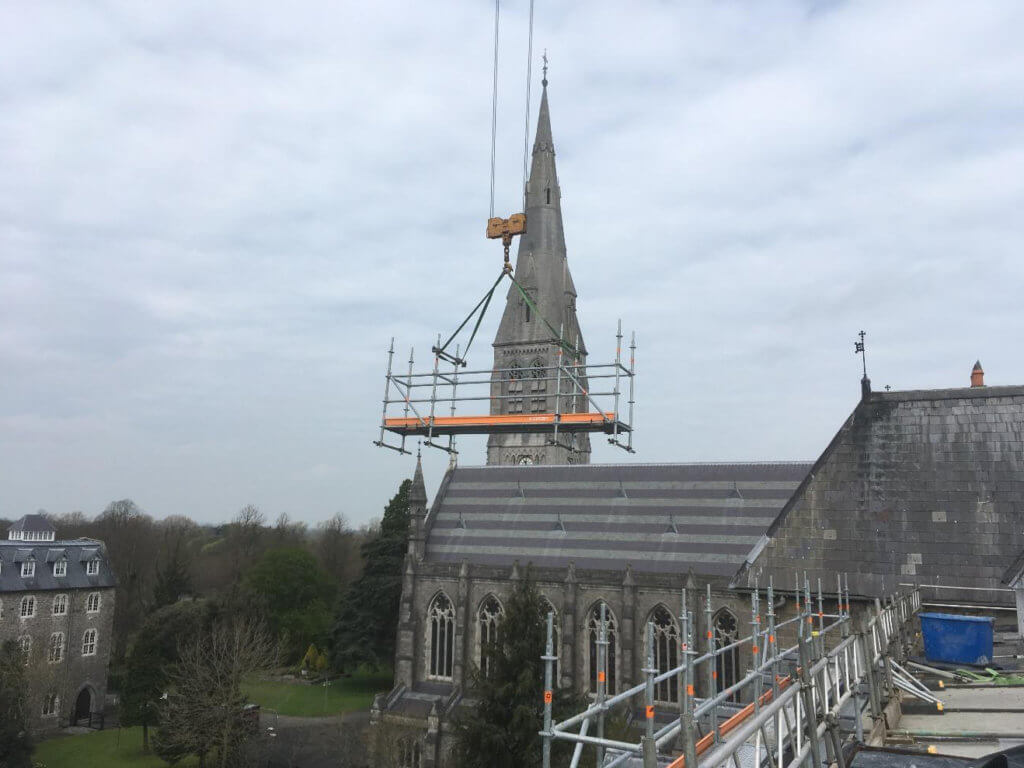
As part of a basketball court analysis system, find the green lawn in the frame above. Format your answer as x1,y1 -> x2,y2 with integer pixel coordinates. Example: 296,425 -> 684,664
243,667 -> 393,717
35,727 -> 199,768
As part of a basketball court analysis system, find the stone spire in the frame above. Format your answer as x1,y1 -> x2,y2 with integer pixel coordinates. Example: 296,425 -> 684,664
487,74 -> 590,466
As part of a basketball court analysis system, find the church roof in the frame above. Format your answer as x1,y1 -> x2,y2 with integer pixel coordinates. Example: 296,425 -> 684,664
735,384 -> 1024,602
423,462 -> 812,576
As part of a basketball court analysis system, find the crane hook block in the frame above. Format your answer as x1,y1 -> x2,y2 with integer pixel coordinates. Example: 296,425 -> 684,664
486,213 -> 527,241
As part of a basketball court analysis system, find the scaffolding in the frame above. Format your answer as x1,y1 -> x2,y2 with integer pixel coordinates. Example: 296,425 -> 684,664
539,576 -> 928,768
374,266 -> 636,457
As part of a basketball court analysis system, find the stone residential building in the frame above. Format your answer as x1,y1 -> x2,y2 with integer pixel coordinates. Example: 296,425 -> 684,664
1,514 -> 117,731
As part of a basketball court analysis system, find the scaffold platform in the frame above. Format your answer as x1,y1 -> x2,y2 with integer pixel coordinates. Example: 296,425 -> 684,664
383,411 -> 630,437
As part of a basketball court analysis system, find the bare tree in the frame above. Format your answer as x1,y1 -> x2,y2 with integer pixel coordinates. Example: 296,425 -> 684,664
316,513 -> 360,587
156,618 -> 279,768
227,505 -> 266,580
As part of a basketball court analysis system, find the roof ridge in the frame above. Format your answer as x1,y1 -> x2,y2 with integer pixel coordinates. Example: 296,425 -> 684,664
455,460 -> 815,470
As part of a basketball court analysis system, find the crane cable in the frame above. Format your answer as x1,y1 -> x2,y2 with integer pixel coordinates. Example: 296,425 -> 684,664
488,0 -> 500,219
522,0 -> 535,212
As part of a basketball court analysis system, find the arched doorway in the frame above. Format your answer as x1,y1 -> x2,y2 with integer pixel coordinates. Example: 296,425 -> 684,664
74,687 -> 92,724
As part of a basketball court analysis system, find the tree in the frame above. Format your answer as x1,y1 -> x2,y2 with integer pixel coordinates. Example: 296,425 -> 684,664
316,512 -> 360,587
153,534 -> 194,609
120,600 -> 216,753
0,640 -> 34,768
244,548 -> 335,659
329,478 -> 411,672
155,618 -> 279,768
94,498 -> 160,660
452,574 -> 577,768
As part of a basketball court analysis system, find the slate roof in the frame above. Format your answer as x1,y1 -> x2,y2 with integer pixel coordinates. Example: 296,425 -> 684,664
735,385 -> 1024,603
7,513 -> 55,534
423,462 -> 812,577
0,539 -> 116,592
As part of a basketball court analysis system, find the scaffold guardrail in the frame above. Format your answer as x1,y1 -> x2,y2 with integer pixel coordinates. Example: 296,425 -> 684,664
539,575 -> 926,768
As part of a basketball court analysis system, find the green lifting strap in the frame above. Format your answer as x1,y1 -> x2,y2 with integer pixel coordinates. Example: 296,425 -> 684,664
509,274 -> 581,359
433,270 -> 506,365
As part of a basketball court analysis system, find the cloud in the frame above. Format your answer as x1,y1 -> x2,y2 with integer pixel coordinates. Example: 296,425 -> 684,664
1,0 -> 1022,524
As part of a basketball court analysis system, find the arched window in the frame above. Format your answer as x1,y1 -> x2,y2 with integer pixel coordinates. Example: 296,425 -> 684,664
52,594 -> 68,615
650,606 -> 679,704
529,359 -> 547,413
540,597 -> 560,683
48,632 -> 64,663
427,593 -> 455,680
20,596 -> 35,618
507,361 -> 524,414
477,596 -> 504,678
713,609 -> 740,702
82,628 -> 97,657
587,602 -> 618,695
398,736 -> 422,768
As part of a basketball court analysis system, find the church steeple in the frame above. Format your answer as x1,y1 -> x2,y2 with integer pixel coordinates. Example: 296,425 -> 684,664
488,74 -> 590,466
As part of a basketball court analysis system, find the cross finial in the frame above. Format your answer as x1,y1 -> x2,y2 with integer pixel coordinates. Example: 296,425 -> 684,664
542,50 -> 548,87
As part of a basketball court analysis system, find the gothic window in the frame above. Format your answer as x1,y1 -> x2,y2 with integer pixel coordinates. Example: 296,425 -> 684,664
651,606 -> 680,704
48,632 -> 64,663
507,361 -> 524,414
477,596 -> 504,678
587,602 -> 617,695
86,592 -> 101,612
530,359 -> 547,412
20,596 -> 35,618
398,737 -> 422,768
52,594 -> 68,615
540,597 -> 560,683
713,609 -> 740,702
427,593 -> 455,680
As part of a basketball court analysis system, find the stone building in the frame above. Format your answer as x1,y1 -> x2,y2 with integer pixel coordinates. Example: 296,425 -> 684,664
736,365 -> 1024,606
487,75 -> 589,467
0,514 -> 117,731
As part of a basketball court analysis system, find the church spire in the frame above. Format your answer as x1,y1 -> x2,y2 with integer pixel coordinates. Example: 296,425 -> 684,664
409,449 -> 427,505
488,72 -> 590,466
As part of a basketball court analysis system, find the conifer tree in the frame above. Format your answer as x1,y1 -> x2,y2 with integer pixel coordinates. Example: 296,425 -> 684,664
452,573 -> 576,768
0,640 -> 34,768
329,478 -> 411,671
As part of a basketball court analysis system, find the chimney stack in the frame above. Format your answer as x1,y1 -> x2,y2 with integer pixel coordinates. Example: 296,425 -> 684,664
970,360 -> 985,388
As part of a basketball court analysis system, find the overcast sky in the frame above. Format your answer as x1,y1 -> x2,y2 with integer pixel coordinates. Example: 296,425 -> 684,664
2,1 -> 1022,527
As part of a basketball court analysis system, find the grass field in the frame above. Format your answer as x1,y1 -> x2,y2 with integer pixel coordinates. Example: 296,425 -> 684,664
243,667 -> 393,717
35,727 -> 199,768
35,669 -> 392,767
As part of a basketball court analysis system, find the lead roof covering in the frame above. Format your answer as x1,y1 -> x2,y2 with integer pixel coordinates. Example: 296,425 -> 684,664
424,463 -> 812,576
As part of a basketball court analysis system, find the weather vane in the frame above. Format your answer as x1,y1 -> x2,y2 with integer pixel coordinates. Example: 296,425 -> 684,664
542,50 -> 548,87
854,330 -> 867,378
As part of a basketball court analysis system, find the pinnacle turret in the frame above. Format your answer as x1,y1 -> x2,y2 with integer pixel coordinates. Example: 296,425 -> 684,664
409,452 -> 427,505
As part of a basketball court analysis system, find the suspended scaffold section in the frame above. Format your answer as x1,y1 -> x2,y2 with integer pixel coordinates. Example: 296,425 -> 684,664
373,261 -> 636,457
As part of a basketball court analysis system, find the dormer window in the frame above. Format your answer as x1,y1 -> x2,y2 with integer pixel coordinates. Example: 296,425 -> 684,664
53,559 -> 67,577
86,559 -> 100,576
21,561 -> 35,578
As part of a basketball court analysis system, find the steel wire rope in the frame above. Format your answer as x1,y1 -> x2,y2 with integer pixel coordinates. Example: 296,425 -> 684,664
489,0 -> 500,219
522,0 -> 535,211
